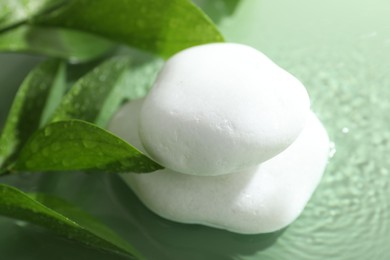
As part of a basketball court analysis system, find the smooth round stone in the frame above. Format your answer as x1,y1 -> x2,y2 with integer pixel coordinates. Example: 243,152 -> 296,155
108,99 -> 146,153
139,43 -> 310,176
109,102 -> 329,234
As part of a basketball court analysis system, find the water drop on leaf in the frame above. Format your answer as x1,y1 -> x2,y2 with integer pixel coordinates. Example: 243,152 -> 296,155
30,142 -> 39,153
82,140 -> 97,149
14,220 -> 28,227
62,158 -> 72,167
42,147 -> 51,157
25,160 -> 36,168
135,19 -> 144,28
44,127 -> 52,137
50,143 -> 61,152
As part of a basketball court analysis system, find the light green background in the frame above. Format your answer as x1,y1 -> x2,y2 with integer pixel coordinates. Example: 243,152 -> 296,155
1,0 -> 390,259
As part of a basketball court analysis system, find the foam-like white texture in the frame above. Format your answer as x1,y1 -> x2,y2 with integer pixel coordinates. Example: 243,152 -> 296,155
109,101 -> 329,234
139,43 -> 310,176
108,99 -> 146,153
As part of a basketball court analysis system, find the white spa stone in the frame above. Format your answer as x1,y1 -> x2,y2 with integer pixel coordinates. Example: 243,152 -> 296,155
108,99 -> 146,153
139,43 -> 310,176
109,100 -> 329,234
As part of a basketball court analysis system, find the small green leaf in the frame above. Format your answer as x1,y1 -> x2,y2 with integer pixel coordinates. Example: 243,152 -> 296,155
0,0 -> 66,31
51,56 -> 131,127
0,25 -> 114,63
12,120 -> 162,173
51,54 -> 163,127
36,0 -> 224,58
0,59 -> 66,170
0,184 -> 143,259
194,0 -> 241,24
117,52 -> 164,101
39,59 -> 66,127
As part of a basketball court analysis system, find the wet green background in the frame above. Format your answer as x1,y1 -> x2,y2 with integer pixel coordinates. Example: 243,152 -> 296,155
1,0 -> 390,259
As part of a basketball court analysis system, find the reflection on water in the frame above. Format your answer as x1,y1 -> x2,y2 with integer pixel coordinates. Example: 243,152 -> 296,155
213,0 -> 390,258
258,46 -> 390,259
108,175 -> 285,260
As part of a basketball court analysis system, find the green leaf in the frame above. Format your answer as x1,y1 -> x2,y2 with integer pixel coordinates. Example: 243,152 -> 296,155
116,51 -> 164,101
0,0 -> 66,31
0,184 -> 143,259
0,25 -> 114,63
0,59 -> 66,171
39,59 -> 67,127
51,54 -> 163,127
11,120 -> 163,173
194,0 -> 241,24
36,0 -> 224,58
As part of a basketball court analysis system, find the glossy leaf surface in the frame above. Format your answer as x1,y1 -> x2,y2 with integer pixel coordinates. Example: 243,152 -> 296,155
38,0 -> 223,58
12,120 -> 162,173
0,184 -> 143,259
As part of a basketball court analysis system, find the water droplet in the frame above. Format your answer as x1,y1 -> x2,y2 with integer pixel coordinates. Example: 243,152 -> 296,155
140,6 -> 148,14
328,142 -> 336,158
168,19 -> 179,28
73,103 -> 81,110
82,140 -> 97,149
379,167 -> 389,176
195,24 -> 204,32
44,127 -> 52,137
14,220 -> 28,227
96,163 -> 106,170
65,20 -> 75,27
99,74 -> 107,81
51,143 -> 61,152
30,142 -> 39,153
52,157 -> 60,164
136,19 -> 146,28
26,160 -> 37,168
62,158 -> 72,167
42,147 -> 51,157
120,160 -> 134,169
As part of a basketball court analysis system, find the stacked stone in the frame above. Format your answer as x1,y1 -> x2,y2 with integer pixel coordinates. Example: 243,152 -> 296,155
109,43 -> 329,234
